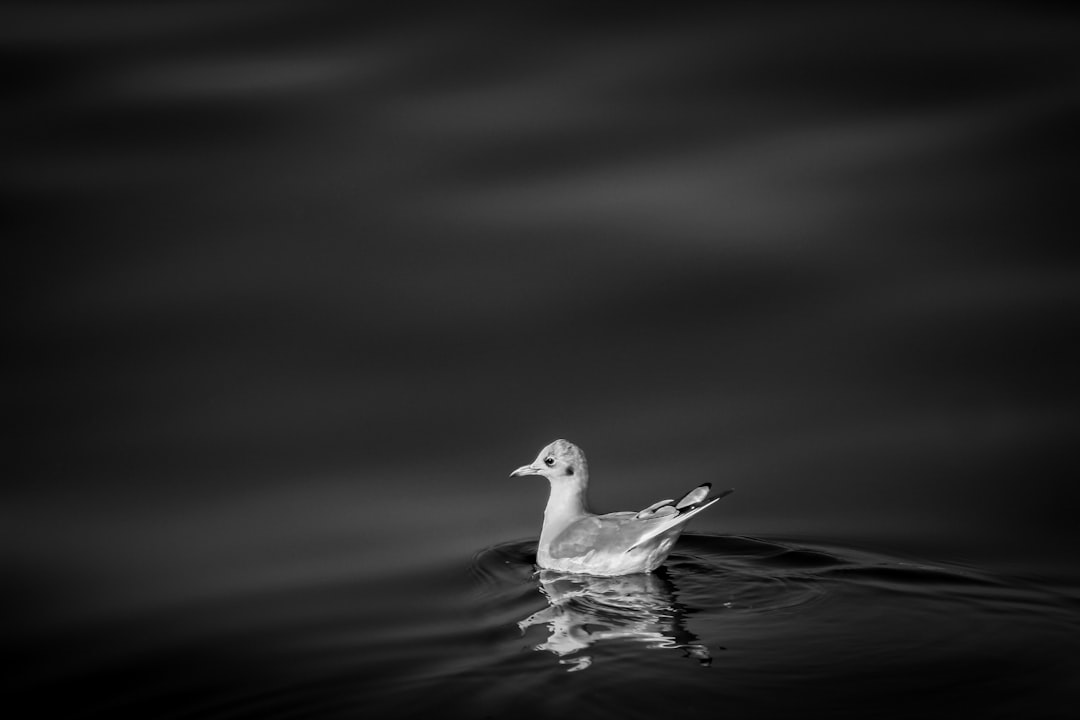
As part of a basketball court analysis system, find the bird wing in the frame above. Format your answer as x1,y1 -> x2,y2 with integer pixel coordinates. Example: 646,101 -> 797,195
547,486 -> 733,559
546,513 -> 640,560
625,486 -> 733,552
635,498 -> 676,518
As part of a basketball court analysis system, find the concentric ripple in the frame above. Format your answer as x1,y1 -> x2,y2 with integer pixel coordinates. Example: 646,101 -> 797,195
9,535 -> 1079,720
469,532 -> 1080,720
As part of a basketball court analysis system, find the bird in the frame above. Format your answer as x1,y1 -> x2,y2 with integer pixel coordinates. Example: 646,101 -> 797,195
509,439 -> 732,576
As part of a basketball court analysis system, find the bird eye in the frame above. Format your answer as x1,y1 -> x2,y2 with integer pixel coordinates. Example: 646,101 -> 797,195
543,456 -> 555,466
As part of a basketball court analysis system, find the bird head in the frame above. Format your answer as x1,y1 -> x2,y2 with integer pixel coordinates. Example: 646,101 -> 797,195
510,439 -> 588,482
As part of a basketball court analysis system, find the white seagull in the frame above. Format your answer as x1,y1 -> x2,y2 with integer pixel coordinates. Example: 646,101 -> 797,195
510,439 -> 731,576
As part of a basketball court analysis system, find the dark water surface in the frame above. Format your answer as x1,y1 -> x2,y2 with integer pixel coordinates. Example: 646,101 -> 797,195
6,2 -> 1080,718
7,528 -> 1080,718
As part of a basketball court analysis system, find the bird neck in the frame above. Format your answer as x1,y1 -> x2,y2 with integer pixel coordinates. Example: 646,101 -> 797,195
540,475 -> 590,546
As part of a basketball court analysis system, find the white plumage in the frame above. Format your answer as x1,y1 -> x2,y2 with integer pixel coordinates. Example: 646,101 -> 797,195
510,439 -> 731,576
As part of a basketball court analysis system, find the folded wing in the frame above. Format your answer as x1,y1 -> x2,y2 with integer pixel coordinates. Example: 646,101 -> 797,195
627,484 -> 734,552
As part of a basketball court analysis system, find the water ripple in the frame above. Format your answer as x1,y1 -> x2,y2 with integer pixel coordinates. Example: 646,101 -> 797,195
470,531 -> 1080,703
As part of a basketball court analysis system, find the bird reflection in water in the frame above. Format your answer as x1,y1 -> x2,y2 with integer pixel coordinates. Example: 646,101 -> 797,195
518,569 -> 712,671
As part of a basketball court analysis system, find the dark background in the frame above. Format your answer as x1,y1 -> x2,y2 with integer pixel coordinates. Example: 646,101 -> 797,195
5,2 -> 1079,622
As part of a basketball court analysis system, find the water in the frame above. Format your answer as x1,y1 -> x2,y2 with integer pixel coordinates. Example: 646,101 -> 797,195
6,3 -> 1080,718
8,527 -> 1078,718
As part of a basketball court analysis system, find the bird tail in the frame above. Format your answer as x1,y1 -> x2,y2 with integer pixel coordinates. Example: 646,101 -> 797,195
626,485 -> 733,552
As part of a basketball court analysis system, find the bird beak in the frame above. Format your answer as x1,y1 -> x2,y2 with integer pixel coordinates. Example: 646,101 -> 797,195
509,464 -> 540,477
